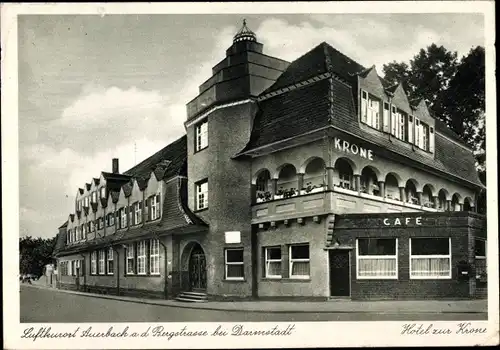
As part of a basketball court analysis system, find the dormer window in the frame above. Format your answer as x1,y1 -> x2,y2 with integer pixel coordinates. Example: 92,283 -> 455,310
195,120 -> 208,152
360,90 -> 380,129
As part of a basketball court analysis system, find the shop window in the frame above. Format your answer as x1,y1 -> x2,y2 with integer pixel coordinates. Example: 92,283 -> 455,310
410,238 -> 451,279
91,251 -> 97,275
196,180 -> 209,210
150,239 -> 160,275
289,244 -> 310,279
225,248 -> 244,280
98,250 -> 106,275
107,247 -> 114,275
195,119 -> 208,152
475,239 -> 486,279
126,243 -> 135,275
264,247 -> 282,278
137,241 -> 147,275
357,238 -> 397,279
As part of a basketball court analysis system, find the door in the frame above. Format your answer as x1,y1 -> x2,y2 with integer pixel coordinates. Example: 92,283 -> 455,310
189,244 -> 207,290
329,250 -> 350,297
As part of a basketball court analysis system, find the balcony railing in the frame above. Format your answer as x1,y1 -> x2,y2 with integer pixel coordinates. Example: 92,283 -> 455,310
252,185 -> 443,223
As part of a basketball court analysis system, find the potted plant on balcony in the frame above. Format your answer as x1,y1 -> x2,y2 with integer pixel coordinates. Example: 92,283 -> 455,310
275,188 -> 284,200
283,188 -> 297,198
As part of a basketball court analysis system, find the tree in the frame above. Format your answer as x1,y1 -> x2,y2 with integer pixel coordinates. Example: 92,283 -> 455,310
382,45 -> 485,167
19,236 -> 57,277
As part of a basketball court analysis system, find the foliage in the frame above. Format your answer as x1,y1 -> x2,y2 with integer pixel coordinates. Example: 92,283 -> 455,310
382,45 -> 484,152
19,236 -> 57,277
382,45 -> 486,210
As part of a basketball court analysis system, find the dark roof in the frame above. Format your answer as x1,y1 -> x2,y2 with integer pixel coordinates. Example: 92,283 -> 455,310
85,183 -> 91,191
100,198 -> 107,207
78,188 -> 84,194
385,83 -> 399,94
53,233 -> 67,256
58,221 -> 68,229
124,135 -> 187,179
91,202 -> 98,212
93,178 -> 100,186
241,61 -> 481,187
122,182 -> 132,197
136,177 -> 148,191
110,190 -> 120,203
263,42 -> 365,95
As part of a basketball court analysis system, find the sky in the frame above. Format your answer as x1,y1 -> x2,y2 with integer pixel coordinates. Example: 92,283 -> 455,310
17,12 -> 485,239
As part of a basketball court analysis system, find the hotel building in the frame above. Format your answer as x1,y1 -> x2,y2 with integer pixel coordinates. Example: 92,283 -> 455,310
53,22 -> 487,300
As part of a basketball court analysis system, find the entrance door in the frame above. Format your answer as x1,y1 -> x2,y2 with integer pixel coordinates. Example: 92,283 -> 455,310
329,250 -> 350,297
189,244 -> 207,291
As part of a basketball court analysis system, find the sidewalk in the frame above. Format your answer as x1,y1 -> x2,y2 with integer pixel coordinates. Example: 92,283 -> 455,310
24,282 -> 487,314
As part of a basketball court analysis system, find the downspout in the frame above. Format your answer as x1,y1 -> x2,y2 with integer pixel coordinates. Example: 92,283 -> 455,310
79,253 -> 86,291
158,238 -> 168,299
114,245 -> 121,296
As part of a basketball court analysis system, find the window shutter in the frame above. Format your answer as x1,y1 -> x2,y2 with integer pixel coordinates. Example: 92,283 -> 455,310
360,90 -> 367,123
414,118 -> 420,147
383,103 -> 390,132
408,115 -> 414,143
145,199 -> 149,221
156,194 -> 161,219
429,126 -> 435,152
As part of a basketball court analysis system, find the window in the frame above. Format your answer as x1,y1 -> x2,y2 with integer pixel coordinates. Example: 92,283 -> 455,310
289,244 -> 310,278
225,248 -> 244,280
126,244 -> 135,274
360,90 -> 380,129
196,180 -> 208,210
475,239 -> 486,278
82,224 -> 87,238
399,113 -> 407,141
128,205 -> 134,226
421,123 -> 430,151
415,118 -> 421,147
391,106 -> 398,136
410,238 -> 451,279
134,201 -> 142,225
91,251 -> 97,274
150,195 -> 160,220
137,241 -> 147,275
150,239 -> 160,275
429,127 -> 435,152
357,238 -> 398,279
90,220 -> 95,232
195,120 -> 208,151
100,187 -> 106,198
98,250 -> 106,274
383,102 -> 390,132
120,208 -> 127,229
264,247 -> 282,278
106,213 -> 115,227
91,191 -> 97,203
71,260 -> 75,276
84,197 -> 89,207
75,259 -> 81,276
107,247 -> 114,275
408,115 -> 414,143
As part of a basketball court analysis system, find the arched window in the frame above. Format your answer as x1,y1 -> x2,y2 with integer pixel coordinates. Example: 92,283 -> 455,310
303,158 -> 326,194
276,164 -> 298,198
385,173 -> 401,200
360,166 -> 380,196
451,193 -> 462,211
255,170 -> 272,203
405,180 -> 419,204
463,197 -> 473,212
422,185 -> 434,208
438,189 -> 448,211
335,158 -> 354,190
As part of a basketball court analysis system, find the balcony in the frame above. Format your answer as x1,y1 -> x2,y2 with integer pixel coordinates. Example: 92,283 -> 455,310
251,186 -> 442,224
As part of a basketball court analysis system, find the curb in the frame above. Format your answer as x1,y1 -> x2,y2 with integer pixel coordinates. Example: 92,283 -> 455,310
21,284 -> 487,315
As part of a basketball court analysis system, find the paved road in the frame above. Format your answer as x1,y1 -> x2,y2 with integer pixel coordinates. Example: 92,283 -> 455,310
20,286 -> 486,323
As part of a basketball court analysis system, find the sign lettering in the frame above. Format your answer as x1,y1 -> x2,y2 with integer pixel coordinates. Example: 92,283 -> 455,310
334,137 -> 373,160
383,217 -> 422,226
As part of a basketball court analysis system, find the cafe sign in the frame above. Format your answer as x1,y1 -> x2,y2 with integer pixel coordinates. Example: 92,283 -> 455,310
383,216 -> 422,226
334,137 -> 374,160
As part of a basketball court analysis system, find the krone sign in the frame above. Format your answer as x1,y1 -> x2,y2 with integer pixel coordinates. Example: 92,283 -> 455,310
334,137 -> 374,160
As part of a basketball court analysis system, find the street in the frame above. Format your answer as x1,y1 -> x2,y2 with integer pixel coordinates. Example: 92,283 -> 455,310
20,286 -> 486,322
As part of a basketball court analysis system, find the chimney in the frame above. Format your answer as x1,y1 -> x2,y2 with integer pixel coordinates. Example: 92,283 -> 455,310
112,158 -> 119,174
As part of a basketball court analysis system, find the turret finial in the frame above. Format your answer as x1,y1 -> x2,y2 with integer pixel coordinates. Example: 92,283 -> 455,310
233,19 -> 257,43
